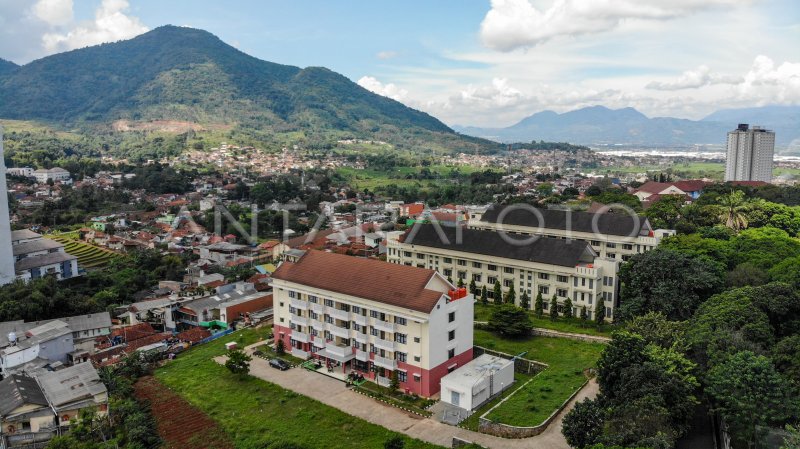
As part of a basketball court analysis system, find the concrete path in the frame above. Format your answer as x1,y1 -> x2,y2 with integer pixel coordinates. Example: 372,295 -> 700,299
214,343 -> 598,449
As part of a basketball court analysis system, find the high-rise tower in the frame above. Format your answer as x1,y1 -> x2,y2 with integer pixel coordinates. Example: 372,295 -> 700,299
724,124 -> 775,182
0,126 -> 17,284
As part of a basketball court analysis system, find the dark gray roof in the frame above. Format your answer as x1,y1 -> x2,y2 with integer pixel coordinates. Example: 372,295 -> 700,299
15,251 -> 77,272
479,205 -> 650,237
38,363 -> 107,410
403,225 -> 595,267
0,375 -> 48,416
10,229 -> 42,242
13,238 -> 63,256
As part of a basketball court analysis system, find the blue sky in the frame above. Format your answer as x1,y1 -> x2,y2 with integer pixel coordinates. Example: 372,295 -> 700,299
1,0 -> 799,127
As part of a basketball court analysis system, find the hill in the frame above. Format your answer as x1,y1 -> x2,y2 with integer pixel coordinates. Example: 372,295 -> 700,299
456,105 -> 800,148
0,26 -> 495,153
0,58 -> 17,77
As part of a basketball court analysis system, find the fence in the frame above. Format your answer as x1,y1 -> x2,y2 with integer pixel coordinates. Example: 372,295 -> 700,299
197,328 -> 234,345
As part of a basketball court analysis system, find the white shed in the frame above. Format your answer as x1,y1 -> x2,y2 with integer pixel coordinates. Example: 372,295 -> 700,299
439,354 -> 514,411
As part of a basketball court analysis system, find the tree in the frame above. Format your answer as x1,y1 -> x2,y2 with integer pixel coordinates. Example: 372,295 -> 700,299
718,190 -> 749,232
595,305 -> 606,328
534,292 -> 544,318
493,281 -> 502,305
563,297 -> 573,319
626,312 -> 688,351
617,249 -> 724,321
580,305 -> 588,327
644,194 -> 685,229
480,285 -> 488,305
384,436 -> 405,449
706,351 -> 797,447
550,295 -> 559,321
276,339 -> 286,355
469,278 -> 478,295
225,348 -> 252,377
457,277 -> 464,288
488,304 -> 533,337
389,370 -> 400,391
520,291 -> 530,310
504,284 -> 516,305
781,424 -> 800,449
562,398 -> 605,449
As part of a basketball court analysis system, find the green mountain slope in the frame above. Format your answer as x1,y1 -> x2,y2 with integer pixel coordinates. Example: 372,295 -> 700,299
0,26 -> 492,152
0,58 -> 17,77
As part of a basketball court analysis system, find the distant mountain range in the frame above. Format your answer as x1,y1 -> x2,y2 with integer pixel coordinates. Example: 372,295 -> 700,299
0,26 -> 495,153
455,105 -> 800,149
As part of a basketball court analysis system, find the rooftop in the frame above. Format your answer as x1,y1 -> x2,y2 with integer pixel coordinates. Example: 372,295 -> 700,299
12,237 -> 64,256
402,225 -> 596,267
37,362 -> 107,409
440,354 -> 513,391
10,229 -> 42,241
0,374 -> 48,416
272,250 -> 445,313
15,251 -> 77,272
478,205 -> 651,237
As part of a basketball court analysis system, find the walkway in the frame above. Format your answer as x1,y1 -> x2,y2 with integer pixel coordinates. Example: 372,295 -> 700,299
214,342 -> 599,449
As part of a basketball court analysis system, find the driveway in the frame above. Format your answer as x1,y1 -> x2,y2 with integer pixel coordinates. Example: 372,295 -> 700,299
215,344 -> 598,449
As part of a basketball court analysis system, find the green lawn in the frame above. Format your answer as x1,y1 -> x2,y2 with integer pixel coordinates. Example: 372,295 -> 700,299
474,303 -> 614,337
155,327 -> 442,449
469,329 -> 604,428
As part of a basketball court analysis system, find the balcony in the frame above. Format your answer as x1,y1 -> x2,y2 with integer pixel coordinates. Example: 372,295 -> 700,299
355,333 -> 368,344
290,298 -> 308,310
329,325 -> 351,339
290,314 -> 309,327
310,302 -> 325,314
373,356 -> 397,370
291,330 -> 309,343
312,337 -> 326,349
355,348 -> 370,362
291,347 -> 309,359
328,307 -> 350,321
353,314 -> 367,326
373,320 -> 396,333
376,375 -> 392,387
326,343 -> 354,359
310,319 -> 325,330
374,337 -> 396,352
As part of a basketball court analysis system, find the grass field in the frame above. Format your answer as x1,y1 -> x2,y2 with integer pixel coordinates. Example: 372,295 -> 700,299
47,233 -> 124,268
474,303 -> 614,337
155,327 -> 443,449
336,164 -> 495,191
463,330 -> 604,429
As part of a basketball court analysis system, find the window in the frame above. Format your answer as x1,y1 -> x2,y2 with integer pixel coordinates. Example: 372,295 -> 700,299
606,242 -> 616,248
487,264 -> 497,271
324,299 -> 334,307
398,371 -> 407,382
395,333 -> 407,344
588,294 -> 593,305
404,251 -> 412,257
557,288 -> 568,297
448,330 -> 455,341
370,310 -> 379,318
472,274 -> 482,283
457,259 -> 466,266
538,286 -> 549,294
606,307 -> 613,318
557,275 -> 568,283
370,327 -> 379,336
353,323 -> 361,332
444,268 -> 453,277
288,291 -> 297,299
308,295 -> 318,303
538,273 -> 549,280
591,240 -> 600,246
542,302 -> 548,310
503,279 -> 513,287
396,352 -> 407,363
622,244 -> 633,250
589,279 -> 594,289
448,311 -> 455,323
487,276 -> 497,285
573,277 -> 578,287
395,317 -> 406,326
325,316 -> 334,324
608,253 -> 616,259
417,253 -> 425,259
352,305 -> 361,314
289,306 -> 296,314
448,348 -> 455,359
503,267 -> 514,274
414,336 -> 420,343
457,271 -> 466,280
414,356 -> 421,362
443,257 -> 453,263
472,261 -> 482,268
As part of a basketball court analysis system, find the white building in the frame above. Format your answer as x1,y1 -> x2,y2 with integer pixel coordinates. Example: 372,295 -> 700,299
724,124 -> 775,182
6,167 -> 34,178
272,250 -> 474,397
0,128 -> 16,285
440,354 -> 515,411
12,230 -> 79,281
33,168 -> 72,184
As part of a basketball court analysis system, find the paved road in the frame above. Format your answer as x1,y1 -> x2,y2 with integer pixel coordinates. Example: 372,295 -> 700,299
215,345 -> 598,449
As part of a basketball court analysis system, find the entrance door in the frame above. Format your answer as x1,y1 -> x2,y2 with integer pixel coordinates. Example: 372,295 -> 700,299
450,390 -> 460,407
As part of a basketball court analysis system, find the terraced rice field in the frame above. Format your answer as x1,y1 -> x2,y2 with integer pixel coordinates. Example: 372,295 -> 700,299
47,234 -> 123,269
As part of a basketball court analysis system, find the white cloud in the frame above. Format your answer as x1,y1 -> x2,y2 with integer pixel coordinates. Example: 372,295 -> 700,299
376,50 -> 397,60
737,55 -> 800,103
42,0 -> 148,52
480,0 -> 747,51
357,76 -> 409,102
31,0 -> 73,26
646,65 -> 742,90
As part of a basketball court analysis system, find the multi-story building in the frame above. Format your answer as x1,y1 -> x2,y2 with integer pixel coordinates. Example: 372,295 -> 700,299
468,206 -> 675,261
272,250 -> 473,397
11,230 -> 79,281
388,225 -> 619,320
724,123 -> 775,182
32,168 -> 72,184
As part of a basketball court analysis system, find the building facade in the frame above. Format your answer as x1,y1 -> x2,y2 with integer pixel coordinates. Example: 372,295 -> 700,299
272,250 -> 473,397
388,224 -> 619,321
724,124 -> 775,182
11,230 -> 79,282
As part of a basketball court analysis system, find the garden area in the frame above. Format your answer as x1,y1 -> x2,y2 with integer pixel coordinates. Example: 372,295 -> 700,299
474,302 -> 614,337
461,329 -> 605,430
353,380 -> 436,417
48,233 -> 124,268
155,327 -> 442,449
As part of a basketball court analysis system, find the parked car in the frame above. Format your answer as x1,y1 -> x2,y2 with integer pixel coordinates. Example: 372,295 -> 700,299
269,358 -> 290,370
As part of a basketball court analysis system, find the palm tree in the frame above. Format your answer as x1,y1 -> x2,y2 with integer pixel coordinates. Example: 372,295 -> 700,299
717,190 -> 749,232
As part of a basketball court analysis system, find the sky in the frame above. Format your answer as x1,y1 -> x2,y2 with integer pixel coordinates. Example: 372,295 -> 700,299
0,0 -> 799,127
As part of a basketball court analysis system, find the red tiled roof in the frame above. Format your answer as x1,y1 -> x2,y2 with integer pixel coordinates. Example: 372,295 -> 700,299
272,250 -> 446,313
671,180 -> 707,192
176,327 -> 211,343
109,323 -> 157,342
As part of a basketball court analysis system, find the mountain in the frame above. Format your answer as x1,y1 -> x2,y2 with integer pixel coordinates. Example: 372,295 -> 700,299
0,26 -> 493,152
456,105 -> 800,148
0,58 -> 17,77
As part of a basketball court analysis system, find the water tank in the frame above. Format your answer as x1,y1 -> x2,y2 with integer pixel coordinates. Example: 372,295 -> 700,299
8,332 -> 17,344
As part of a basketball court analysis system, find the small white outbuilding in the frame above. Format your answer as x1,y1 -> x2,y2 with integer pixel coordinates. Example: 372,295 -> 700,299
439,354 -> 514,411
